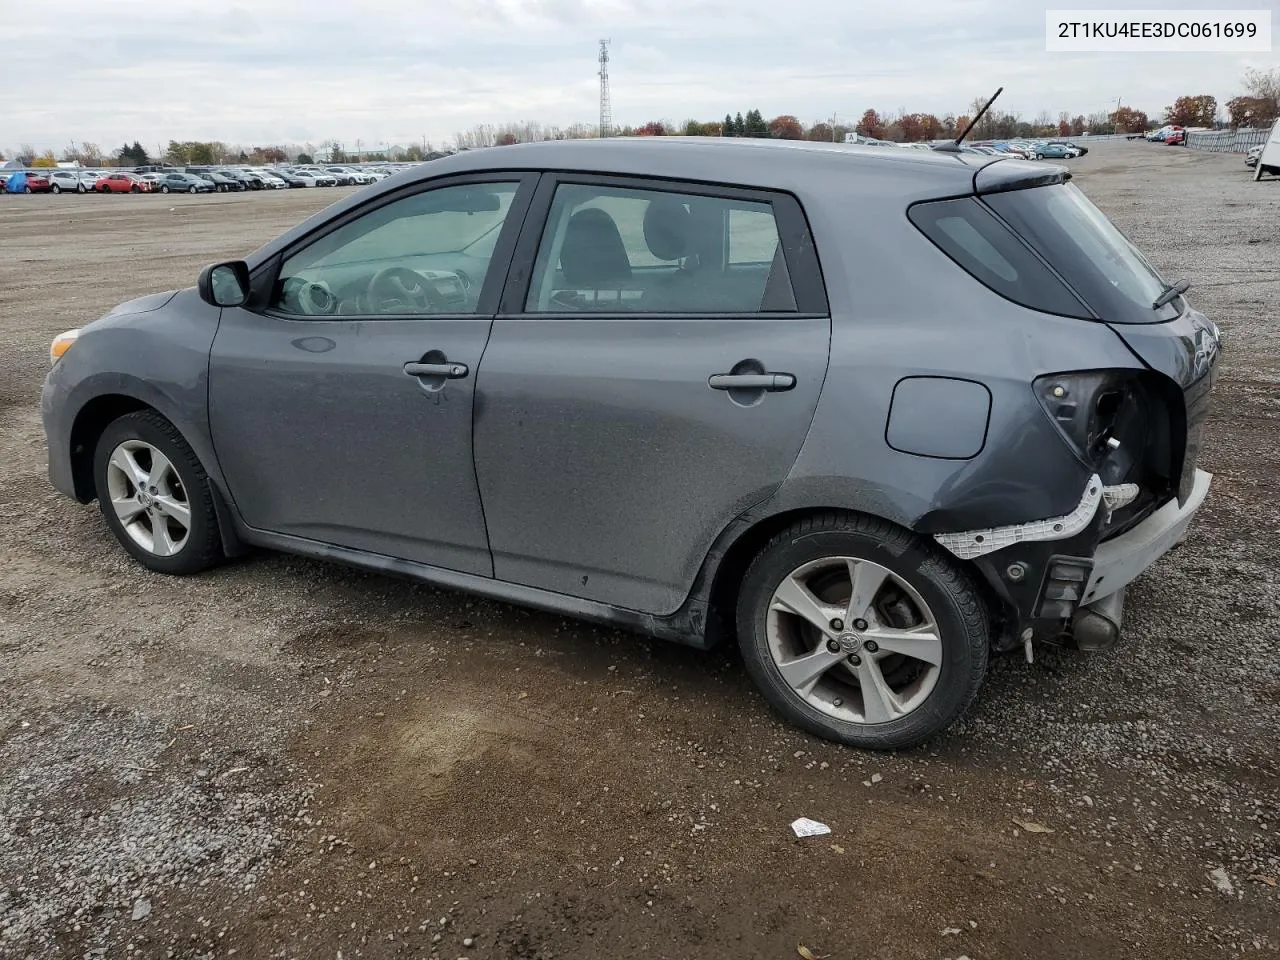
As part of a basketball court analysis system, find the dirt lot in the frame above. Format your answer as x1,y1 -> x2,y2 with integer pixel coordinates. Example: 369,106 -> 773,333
1,143 -> 1277,960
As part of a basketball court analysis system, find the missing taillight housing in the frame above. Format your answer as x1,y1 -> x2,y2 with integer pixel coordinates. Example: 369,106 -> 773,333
1034,371 -> 1134,470
1033,370 -> 1180,534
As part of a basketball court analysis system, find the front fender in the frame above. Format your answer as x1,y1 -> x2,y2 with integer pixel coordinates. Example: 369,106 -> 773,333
45,289 -> 231,507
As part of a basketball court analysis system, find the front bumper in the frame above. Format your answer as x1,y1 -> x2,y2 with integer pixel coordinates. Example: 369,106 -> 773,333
41,372 -> 78,500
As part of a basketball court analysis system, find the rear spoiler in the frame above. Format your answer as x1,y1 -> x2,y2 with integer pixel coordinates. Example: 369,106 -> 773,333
973,158 -> 1071,196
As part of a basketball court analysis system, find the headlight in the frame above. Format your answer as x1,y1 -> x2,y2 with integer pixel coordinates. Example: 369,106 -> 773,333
50,329 -> 80,366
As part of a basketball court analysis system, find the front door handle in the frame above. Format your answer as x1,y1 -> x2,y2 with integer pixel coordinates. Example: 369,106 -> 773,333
404,361 -> 469,379
708,372 -> 796,392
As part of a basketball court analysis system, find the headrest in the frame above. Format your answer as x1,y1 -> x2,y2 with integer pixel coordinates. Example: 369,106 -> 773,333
642,196 -> 691,262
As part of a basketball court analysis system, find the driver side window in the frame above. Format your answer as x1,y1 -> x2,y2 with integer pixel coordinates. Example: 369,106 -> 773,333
270,181 -> 520,318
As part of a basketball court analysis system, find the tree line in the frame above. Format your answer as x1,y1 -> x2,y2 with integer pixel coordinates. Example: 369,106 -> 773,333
5,68 -> 1276,165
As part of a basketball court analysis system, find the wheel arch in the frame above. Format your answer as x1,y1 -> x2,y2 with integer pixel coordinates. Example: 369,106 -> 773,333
691,502 -> 1005,650
67,390 -> 247,558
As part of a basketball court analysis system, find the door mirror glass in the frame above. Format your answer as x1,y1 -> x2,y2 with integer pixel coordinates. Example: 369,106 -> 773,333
198,260 -> 250,307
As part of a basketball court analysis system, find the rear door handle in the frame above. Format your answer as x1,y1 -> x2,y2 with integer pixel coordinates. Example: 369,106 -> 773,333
708,373 -> 796,391
404,361 -> 469,379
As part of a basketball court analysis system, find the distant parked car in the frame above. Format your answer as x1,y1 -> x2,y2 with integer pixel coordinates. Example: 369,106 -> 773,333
156,172 -> 214,194
267,169 -> 309,188
4,171 -> 51,193
211,169 -> 258,190
1048,140 -> 1088,156
194,172 -> 245,192
96,172 -> 152,193
1035,143 -> 1079,159
1245,144 -> 1262,168
19,172 -> 54,193
47,169 -> 90,193
246,169 -> 289,189
289,170 -> 338,187
1165,129 -> 1186,145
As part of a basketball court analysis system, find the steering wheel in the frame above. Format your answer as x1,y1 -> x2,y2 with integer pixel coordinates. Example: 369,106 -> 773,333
366,267 -> 444,314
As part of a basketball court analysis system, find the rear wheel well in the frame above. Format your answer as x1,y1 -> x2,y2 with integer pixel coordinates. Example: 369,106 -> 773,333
704,506 -> 1006,648
69,395 -> 152,501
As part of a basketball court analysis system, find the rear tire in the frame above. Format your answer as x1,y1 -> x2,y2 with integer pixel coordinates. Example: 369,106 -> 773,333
735,513 -> 990,751
93,411 -> 223,576
51,184 -> 61,194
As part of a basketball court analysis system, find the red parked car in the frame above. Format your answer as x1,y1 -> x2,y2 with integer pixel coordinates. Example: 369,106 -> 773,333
18,173 -> 53,193
96,172 -> 153,194
1165,128 -> 1186,145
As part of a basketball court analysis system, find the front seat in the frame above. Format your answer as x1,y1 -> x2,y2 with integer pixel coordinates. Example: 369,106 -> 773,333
555,208 -> 633,308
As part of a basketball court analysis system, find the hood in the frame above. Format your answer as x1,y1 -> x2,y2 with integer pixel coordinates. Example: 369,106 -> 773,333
100,289 -> 180,320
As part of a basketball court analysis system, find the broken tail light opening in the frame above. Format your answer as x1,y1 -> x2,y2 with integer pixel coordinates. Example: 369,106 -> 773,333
1034,370 -> 1180,536
1034,371 -> 1150,484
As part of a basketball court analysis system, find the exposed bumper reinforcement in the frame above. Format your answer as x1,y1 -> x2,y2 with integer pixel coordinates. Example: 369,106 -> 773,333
935,475 -> 1104,560
1080,468 -> 1212,605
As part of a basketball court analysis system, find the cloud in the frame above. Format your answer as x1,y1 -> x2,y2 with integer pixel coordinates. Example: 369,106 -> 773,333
0,0 -> 1265,152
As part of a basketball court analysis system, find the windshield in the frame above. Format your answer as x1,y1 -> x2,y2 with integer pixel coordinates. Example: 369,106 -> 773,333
984,182 -> 1176,324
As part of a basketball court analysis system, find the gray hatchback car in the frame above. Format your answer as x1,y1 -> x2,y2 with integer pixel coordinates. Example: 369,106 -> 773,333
41,138 -> 1219,750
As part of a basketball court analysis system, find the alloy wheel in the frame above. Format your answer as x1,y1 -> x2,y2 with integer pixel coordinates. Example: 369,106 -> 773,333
104,440 -> 192,557
765,556 -> 942,725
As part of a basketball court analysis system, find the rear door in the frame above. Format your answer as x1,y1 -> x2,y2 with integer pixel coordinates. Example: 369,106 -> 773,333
472,174 -> 831,615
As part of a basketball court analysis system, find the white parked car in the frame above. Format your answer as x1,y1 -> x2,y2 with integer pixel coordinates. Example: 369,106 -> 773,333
247,168 -> 289,189
46,169 -> 90,193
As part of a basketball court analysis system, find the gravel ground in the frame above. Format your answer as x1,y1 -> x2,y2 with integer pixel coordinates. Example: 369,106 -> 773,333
0,142 -> 1277,960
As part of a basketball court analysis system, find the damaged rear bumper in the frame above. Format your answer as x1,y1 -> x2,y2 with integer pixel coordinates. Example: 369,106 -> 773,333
933,469 -> 1213,651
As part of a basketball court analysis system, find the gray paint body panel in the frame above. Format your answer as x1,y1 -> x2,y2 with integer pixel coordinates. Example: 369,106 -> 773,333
207,308 -> 495,575
472,314 -> 830,614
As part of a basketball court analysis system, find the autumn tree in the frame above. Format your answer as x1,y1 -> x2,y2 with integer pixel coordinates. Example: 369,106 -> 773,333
806,121 -> 834,142
918,114 -> 941,141
856,109 -> 884,139
31,150 -> 57,168
1070,116 -> 1086,136
495,132 -> 519,145
1110,106 -> 1149,133
1226,95 -> 1277,127
1164,95 -> 1217,127
1057,119 -> 1071,137
767,114 -> 805,139
635,121 -> 668,136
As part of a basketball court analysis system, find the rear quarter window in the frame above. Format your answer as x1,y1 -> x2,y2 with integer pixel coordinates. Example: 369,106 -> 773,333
907,197 -> 1091,318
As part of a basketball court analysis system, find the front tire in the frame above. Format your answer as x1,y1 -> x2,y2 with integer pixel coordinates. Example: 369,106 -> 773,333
735,513 -> 990,751
93,411 -> 223,575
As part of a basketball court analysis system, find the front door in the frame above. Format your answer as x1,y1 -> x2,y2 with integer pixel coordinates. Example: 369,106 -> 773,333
208,175 -> 534,575
473,175 -> 832,615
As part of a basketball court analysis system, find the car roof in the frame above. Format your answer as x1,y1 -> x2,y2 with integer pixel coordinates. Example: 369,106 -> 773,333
419,136 -> 994,186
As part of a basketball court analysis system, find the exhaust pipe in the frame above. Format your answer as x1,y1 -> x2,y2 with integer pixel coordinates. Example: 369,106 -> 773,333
1070,588 -> 1125,652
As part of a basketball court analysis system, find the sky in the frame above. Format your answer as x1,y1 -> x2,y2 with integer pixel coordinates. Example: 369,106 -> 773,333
1,0 -> 1274,154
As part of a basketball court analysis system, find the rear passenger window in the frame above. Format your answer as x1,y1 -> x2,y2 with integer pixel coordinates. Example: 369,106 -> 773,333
908,196 -> 1090,319
524,183 -> 797,314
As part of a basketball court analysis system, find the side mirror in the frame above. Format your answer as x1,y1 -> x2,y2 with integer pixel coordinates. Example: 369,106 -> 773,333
197,260 -> 250,308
